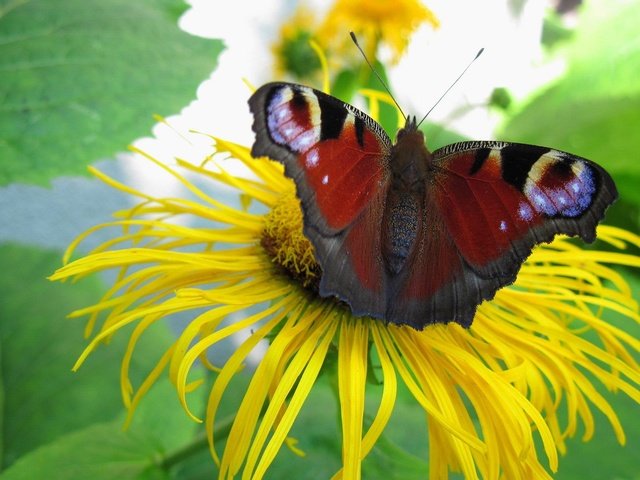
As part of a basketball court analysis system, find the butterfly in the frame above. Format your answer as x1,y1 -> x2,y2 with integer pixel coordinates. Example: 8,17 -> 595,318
248,82 -> 618,330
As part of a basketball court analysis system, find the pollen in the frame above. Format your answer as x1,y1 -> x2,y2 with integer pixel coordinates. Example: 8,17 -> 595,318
262,187 -> 321,288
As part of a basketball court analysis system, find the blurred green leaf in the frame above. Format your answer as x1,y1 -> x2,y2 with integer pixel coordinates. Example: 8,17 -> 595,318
170,374 -> 251,479
422,121 -> 469,152
331,68 -> 359,104
277,30 -> 321,79
556,392 -> 640,480
362,433 -> 429,480
0,423 -> 169,480
0,244 -> 117,467
488,87 -> 513,111
500,0 -> 640,212
0,0 -> 223,186
0,244 -> 176,469
360,381 -> 430,479
541,11 -> 574,48
124,377 -> 204,455
554,270 -> 640,479
266,377 -> 341,479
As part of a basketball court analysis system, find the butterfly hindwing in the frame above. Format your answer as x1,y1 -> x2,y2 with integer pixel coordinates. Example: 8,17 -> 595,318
314,189 -> 389,318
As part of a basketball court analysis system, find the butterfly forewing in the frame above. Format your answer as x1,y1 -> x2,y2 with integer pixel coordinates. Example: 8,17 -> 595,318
249,82 -> 392,233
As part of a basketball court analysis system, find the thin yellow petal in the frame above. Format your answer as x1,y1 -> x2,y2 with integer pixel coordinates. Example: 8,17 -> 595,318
338,319 -> 368,479
176,299 -> 292,421
250,314 -> 339,480
219,301 -> 328,477
205,299 -> 296,464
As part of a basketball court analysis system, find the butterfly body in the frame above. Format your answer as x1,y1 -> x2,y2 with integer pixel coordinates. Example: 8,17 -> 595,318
383,119 -> 430,275
249,82 -> 618,330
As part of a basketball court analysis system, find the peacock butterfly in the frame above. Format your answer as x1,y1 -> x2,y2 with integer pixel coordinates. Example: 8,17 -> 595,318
248,82 -> 618,330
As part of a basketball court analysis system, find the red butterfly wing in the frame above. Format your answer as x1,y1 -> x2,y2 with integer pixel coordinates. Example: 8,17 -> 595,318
249,82 -> 393,316
432,142 -> 617,278
388,142 -> 617,328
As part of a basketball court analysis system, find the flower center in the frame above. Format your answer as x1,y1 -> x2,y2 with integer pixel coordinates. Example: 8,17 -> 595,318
262,188 -> 321,288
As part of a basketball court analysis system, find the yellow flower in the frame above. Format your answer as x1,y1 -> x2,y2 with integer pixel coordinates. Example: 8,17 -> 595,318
50,120 -> 640,478
317,0 -> 440,63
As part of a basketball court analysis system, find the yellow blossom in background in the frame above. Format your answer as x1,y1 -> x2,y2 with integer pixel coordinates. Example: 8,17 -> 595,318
272,0 -> 439,81
317,0 -> 440,63
51,114 -> 640,478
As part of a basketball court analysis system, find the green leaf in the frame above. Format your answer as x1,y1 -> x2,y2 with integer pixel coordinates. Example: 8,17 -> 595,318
0,0 -> 223,186
331,68 -> 359,105
540,10 -> 575,49
0,244 -> 175,469
499,1 -> 640,210
556,394 -> 640,480
561,1 -> 640,99
550,270 -> 640,479
265,377 -> 341,479
555,287 -> 640,479
362,434 -> 429,480
0,423 -> 169,480
163,375 -> 250,478
123,377 -> 204,455
0,372 -> 213,479
422,121 -> 469,151
277,29 -> 321,80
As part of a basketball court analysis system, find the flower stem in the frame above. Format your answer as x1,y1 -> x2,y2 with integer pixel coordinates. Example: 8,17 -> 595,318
157,413 -> 236,471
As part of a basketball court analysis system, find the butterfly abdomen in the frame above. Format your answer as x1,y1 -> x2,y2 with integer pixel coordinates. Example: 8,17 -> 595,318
383,191 -> 421,275
382,130 -> 433,275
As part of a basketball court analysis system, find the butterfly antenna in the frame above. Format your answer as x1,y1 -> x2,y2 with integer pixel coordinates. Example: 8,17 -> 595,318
350,32 -> 407,120
416,48 -> 484,128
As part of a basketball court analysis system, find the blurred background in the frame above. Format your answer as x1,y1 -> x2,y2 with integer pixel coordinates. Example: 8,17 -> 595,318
0,0 -> 638,478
